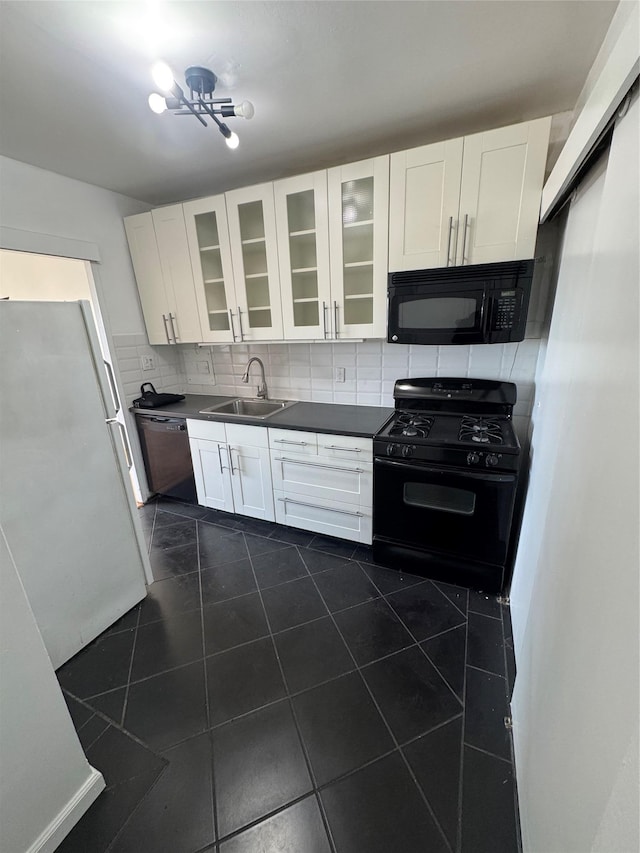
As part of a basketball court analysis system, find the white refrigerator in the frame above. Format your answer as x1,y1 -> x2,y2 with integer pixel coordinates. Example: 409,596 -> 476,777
0,300 -> 149,668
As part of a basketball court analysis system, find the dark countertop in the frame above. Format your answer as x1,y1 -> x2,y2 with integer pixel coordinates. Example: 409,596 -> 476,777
131,394 -> 393,438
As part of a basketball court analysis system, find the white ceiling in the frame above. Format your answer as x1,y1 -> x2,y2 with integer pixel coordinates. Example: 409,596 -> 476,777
0,1 -> 617,205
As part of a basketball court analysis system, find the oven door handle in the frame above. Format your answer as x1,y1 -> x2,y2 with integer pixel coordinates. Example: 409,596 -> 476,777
374,458 -> 517,484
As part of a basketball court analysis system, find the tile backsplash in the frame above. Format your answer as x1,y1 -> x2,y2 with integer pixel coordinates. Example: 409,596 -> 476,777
113,334 -> 539,446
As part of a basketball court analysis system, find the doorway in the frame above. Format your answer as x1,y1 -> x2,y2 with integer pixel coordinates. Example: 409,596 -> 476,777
0,248 -> 144,502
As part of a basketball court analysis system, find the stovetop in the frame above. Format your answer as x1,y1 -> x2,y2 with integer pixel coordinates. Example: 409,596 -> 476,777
374,377 -> 521,472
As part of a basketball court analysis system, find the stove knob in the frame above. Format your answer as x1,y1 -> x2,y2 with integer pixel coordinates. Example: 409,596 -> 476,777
467,452 -> 480,465
386,443 -> 398,456
486,453 -> 499,467
401,444 -> 414,458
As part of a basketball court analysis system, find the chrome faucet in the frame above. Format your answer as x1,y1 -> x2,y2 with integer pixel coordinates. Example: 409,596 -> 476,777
241,357 -> 268,399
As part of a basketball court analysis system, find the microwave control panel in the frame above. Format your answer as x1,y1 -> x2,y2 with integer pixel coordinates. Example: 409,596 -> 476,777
491,290 -> 519,330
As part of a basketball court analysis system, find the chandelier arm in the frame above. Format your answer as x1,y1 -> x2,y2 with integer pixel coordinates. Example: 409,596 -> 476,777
174,89 -> 207,126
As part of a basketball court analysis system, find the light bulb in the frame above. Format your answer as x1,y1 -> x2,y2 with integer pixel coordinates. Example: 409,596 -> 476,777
151,61 -> 175,92
225,131 -> 240,150
148,93 -> 167,114
235,100 -> 254,120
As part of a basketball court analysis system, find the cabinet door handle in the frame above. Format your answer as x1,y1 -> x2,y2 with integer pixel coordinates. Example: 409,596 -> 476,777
228,309 -> 237,342
237,307 -> 245,341
333,301 -> 339,338
446,216 -> 455,267
162,314 -> 172,343
217,443 -> 228,472
229,446 -> 238,474
322,301 -> 328,339
275,456 -> 363,474
169,312 -> 179,342
278,496 -> 363,518
460,214 -> 469,265
322,444 -> 362,453
273,438 -> 308,446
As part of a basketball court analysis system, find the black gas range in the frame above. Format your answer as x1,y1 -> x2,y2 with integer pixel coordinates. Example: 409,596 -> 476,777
373,378 -> 521,593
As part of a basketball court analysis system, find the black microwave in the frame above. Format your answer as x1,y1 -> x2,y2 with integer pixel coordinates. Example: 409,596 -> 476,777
387,259 -> 534,345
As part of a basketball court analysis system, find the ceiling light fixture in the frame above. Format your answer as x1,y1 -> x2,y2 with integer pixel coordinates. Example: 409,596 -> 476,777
148,63 -> 254,149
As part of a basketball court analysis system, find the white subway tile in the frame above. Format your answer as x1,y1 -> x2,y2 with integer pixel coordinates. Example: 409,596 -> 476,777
357,367 -> 382,381
333,391 -> 358,404
356,392 -> 383,405
356,353 -> 383,367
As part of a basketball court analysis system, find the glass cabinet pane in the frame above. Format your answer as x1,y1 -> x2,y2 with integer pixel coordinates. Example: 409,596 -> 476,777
238,201 -> 266,241
287,190 -> 315,232
341,175 -> 375,328
285,188 -> 321,331
341,177 -> 374,224
195,212 -> 219,248
193,211 -> 230,333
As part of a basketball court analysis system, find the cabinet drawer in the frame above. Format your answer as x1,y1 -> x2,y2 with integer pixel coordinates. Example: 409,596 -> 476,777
225,422 -> 269,448
268,428 -> 318,455
274,490 -> 372,544
186,418 -> 227,442
271,451 -> 372,507
316,433 -> 373,462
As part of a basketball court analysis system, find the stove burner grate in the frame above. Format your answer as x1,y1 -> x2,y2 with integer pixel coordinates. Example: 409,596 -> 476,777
459,416 -> 504,445
389,412 -> 434,439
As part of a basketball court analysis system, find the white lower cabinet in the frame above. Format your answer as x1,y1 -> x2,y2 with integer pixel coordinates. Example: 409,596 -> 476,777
269,430 -> 373,544
274,490 -> 372,544
187,420 -> 373,541
187,420 -> 274,521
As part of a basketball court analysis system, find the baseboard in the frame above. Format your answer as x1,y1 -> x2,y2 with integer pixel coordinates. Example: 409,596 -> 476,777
26,767 -> 105,853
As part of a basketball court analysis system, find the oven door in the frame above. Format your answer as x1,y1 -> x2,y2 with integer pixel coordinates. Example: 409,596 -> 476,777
373,458 -> 517,567
387,283 -> 488,345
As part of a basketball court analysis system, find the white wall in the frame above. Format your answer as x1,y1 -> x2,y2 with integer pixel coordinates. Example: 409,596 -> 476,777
0,528 -> 104,853
0,156 -> 149,335
510,87 -> 639,853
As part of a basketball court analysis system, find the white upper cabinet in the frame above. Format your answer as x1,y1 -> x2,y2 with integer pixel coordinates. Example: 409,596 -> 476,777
457,118 -> 551,265
389,139 -> 464,271
388,116 -> 551,271
328,156 -> 390,339
183,195 -> 237,344
226,183 -> 284,341
124,212 -> 169,345
274,171 -> 332,341
151,205 -> 203,343
124,208 -> 202,344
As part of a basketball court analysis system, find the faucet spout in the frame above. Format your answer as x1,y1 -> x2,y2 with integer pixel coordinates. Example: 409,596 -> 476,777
242,357 -> 268,399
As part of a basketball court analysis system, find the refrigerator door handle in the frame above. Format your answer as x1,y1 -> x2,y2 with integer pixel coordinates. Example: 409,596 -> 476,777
103,360 -> 121,413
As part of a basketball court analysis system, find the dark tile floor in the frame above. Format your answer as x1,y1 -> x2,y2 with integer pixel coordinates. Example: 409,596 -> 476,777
56,497 -> 520,853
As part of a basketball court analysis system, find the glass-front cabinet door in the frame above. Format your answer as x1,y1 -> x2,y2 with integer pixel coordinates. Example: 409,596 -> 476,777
327,156 -> 389,339
274,171 -> 331,340
183,195 -> 237,344
225,184 -> 283,341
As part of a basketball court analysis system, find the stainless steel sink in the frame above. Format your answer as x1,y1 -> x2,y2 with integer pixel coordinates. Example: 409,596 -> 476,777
199,398 -> 297,419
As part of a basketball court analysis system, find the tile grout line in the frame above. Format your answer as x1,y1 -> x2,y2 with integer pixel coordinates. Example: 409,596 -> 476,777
464,742 -> 514,766
380,581 -> 465,709
196,518 -> 220,847
120,597 -> 143,728
456,589 -> 470,853
240,536 -> 338,853
296,548 -> 455,853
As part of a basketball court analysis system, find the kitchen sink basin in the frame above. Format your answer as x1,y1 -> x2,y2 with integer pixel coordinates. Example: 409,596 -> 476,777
199,398 -> 297,419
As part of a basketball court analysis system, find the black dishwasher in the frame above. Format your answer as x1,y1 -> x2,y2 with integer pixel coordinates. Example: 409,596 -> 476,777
136,415 -> 197,504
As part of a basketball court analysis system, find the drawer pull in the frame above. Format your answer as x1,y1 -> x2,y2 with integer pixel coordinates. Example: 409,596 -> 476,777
322,444 -> 362,453
273,438 -> 309,446
276,456 -> 363,474
278,497 -> 363,518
